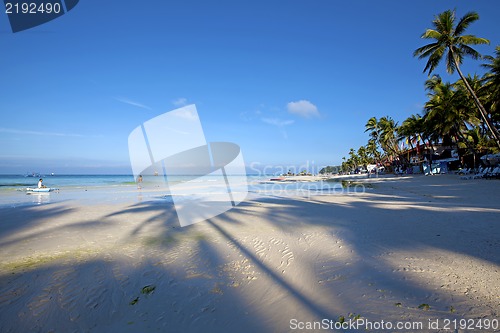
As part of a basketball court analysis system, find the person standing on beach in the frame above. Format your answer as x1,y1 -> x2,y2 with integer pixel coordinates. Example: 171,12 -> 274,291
137,175 -> 143,189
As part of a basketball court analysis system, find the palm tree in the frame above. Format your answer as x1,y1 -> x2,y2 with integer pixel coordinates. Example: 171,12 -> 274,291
482,46 -> 500,128
365,117 -> 380,142
378,116 -> 401,159
366,139 -> 381,164
423,76 -> 460,145
398,117 -> 416,151
348,148 -> 360,170
398,114 -> 424,163
357,146 -> 371,171
423,75 -> 482,162
461,127 -> 490,169
414,9 -> 500,148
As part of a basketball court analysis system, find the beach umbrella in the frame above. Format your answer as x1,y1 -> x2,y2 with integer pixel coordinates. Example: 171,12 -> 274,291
480,153 -> 500,161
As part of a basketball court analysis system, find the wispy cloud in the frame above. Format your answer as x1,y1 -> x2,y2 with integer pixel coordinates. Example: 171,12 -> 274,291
0,127 -> 85,137
172,97 -> 188,107
261,118 -> 294,139
261,118 -> 294,127
114,97 -> 152,110
287,100 -> 320,118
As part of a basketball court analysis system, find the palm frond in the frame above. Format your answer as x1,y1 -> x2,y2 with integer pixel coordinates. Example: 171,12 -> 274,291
454,11 -> 479,36
459,44 -> 482,60
421,29 -> 441,40
424,75 -> 442,91
446,49 -> 458,74
423,47 -> 445,74
458,35 -> 489,46
434,10 -> 454,33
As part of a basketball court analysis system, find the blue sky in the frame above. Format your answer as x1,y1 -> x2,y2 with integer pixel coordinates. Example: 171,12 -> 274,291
1,0 -> 499,174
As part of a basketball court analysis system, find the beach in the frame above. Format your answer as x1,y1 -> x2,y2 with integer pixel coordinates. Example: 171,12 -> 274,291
0,174 -> 498,332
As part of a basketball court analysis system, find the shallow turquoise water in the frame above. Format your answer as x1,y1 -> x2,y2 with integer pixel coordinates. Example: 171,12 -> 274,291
0,174 -> 354,208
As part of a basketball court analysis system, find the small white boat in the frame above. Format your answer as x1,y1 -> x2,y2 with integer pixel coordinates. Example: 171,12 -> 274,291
26,187 -> 56,193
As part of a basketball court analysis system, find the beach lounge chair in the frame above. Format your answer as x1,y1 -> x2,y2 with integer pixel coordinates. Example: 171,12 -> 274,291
460,167 -> 486,180
473,167 -> 491,179
493,167 -> 500,179
459,168 -> 474,180
484,166 -> 500,179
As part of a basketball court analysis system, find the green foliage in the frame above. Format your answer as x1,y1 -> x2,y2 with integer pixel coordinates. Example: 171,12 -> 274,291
141,285 -> 156,295
319,166 -> 340,174
414,10 -> 489,75
348,313 -> 362,320
418,303 -> 430,311
338,9 -> 500,163
337,313 -> 362,324
414,9 -> 500,148
129,285 -> 156,305
482,46 -> 500,124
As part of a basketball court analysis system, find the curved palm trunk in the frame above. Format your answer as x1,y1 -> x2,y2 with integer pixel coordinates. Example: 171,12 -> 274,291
451,49 -> 500,149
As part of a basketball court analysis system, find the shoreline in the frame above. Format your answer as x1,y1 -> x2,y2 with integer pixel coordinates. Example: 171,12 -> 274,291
0,174 -> 498,332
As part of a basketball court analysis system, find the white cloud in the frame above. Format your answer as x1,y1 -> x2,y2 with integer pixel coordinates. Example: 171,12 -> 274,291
173,97 -> 188,107
114,97 -> 152,110
0,127 -> 85,137
286,100 -> 319,118
261,118 -> 294,127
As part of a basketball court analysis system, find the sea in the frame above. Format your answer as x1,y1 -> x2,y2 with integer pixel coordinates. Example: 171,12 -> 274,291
0,174 -> 355,208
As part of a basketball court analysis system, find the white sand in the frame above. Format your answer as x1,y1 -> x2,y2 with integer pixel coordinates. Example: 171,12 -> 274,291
0,174 -> 498,332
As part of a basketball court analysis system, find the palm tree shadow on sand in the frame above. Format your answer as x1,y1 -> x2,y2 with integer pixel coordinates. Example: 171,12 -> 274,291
0,178 -> 498,332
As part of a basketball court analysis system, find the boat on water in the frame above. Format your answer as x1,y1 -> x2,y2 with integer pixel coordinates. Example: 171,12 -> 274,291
269,177 -> 286,181
25,172 -> 41,178
268,177 -> 297,182
26,187 -> 57,193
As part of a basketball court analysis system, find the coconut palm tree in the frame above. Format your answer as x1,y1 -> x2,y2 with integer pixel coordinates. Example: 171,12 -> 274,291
423,76 -> 460,145
414,9 -> 500,148
398,114 -> 425,163
365,117 -> 380,141
482,46 -> 500,128
378,116 -> 401,158
461,127 -> 490,169
423,75 -> 482,160
366,139 -> 381,165
398,116 -> 417,151
348,148 -> 360,170
357,146 -> 371,171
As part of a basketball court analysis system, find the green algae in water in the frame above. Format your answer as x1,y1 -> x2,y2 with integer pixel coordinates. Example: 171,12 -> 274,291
141,285 -> 156,295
